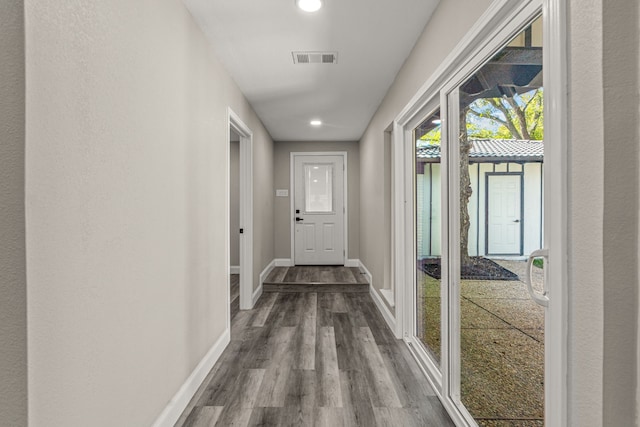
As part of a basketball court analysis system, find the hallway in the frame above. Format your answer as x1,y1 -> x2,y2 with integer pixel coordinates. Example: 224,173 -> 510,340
176,284 -> 454,426
5,1 -> 638,426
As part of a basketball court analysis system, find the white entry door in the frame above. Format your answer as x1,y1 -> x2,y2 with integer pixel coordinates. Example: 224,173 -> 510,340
487,174 -> 522,255
293,154 -> 345,265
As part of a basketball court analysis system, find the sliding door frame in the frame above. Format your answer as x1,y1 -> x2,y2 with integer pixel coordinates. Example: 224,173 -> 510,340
392,0 -> 567,425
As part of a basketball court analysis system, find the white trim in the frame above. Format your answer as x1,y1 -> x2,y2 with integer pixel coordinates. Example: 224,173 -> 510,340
255,259 -> 276,306
392,121 -> 406,341
290,152 -> 349,266
274,258 -> 294,267
381,126 -> 397,318
403,339 -> 467,427
360,261 -> 402,339
229,266 -> 240,275
151,328 -> 230,427
379,288 -> 395,307
447,87 -> 464,411
542,0 -> 568,424
225,112 -> 231,332
344,259 -> 359,268
289,155 -> 295,265
370,285 -> 397,335
259,260 -> 276,282
369,286 -> 400,340
358,260 -> 373,285
228,108 -> 254,312
252,283 -> 263,307
343,154 -> 349,266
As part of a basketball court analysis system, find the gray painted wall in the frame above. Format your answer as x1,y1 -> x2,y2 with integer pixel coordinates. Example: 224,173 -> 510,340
600,0 -> 639,424
274,141 -> 360,260
24,0 -> 274,424
567,0 -> 640,424
358,0 -> 494,313
567,1 -> 605,423
0,1 -> 27,426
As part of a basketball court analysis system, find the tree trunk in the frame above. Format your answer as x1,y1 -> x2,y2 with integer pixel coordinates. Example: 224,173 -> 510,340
504,96 -> 531,139
459,109 -> 473,266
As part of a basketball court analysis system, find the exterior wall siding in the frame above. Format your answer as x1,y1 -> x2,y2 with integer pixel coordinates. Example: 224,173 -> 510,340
417,161 -> 542,258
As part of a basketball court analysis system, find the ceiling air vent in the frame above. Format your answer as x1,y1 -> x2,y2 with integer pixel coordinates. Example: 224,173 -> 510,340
292,51 -> 338,64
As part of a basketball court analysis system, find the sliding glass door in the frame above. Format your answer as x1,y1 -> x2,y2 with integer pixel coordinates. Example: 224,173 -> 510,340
414,108 -> 443,366
451,16 -> 545,425
400,3 -> 564,425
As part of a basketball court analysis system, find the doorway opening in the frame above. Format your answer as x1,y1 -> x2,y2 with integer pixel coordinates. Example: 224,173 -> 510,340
228,108 -> 253,314
485,172 -> 525,256
229,128 -> 240,319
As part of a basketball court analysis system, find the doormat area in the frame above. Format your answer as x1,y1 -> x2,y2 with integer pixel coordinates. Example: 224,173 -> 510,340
420,257 -> 519,281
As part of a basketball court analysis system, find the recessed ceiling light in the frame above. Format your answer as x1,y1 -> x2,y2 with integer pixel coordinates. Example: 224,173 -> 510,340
310,120 -> 322,126
296,0 -> 323,13
432,119 -> 442,125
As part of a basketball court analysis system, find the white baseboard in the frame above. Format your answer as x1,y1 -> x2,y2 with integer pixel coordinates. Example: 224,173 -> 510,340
151,328 -> 230,427
358,261 -> 373,284
229,265 -> 240,275
252,285 -> 263,307
274,259 -> 361,268
275,258 -> 360,268
360,261 -> 401,339
344,259 -> 359,268
255,259 -> 276,306
370,285 -> 400,339
379,288 -> 395,307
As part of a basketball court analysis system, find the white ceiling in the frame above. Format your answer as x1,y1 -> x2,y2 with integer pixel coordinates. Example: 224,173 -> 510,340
184,0 -> 440,141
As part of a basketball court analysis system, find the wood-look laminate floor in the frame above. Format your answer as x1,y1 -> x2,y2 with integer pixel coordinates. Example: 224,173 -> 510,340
265,266 -> 368,285
176,285 -> 454,427
231,274 -> 239,320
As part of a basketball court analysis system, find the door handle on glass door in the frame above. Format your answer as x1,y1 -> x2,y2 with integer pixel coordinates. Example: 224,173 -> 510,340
526,248 -> 549,307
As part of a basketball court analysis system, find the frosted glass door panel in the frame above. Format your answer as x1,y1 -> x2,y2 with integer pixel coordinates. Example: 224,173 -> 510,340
304,164 -> 333,213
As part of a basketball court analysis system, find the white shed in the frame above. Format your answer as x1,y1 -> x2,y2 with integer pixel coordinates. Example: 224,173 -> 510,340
417,139 -> 544,259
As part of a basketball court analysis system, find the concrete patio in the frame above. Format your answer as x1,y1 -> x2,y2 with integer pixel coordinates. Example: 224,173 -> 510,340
421,259 -> 545,426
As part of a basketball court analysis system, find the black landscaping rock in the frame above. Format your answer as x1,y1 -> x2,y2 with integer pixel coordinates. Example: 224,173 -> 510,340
420,257 -> 519,281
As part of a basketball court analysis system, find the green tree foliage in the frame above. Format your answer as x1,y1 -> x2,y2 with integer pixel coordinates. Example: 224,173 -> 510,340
419,88 -> 543,146
466,88 -> 543,140
419,127 -> 441,145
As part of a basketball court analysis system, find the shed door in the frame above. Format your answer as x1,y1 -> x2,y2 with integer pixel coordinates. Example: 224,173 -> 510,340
487,173 -> 522,255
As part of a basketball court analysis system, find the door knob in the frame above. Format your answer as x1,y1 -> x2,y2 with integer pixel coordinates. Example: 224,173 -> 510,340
513,219 -> 520,223
295,217 -> 304,222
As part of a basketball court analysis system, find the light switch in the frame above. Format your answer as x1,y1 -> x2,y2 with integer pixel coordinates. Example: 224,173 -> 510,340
276,189 -> 289,197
